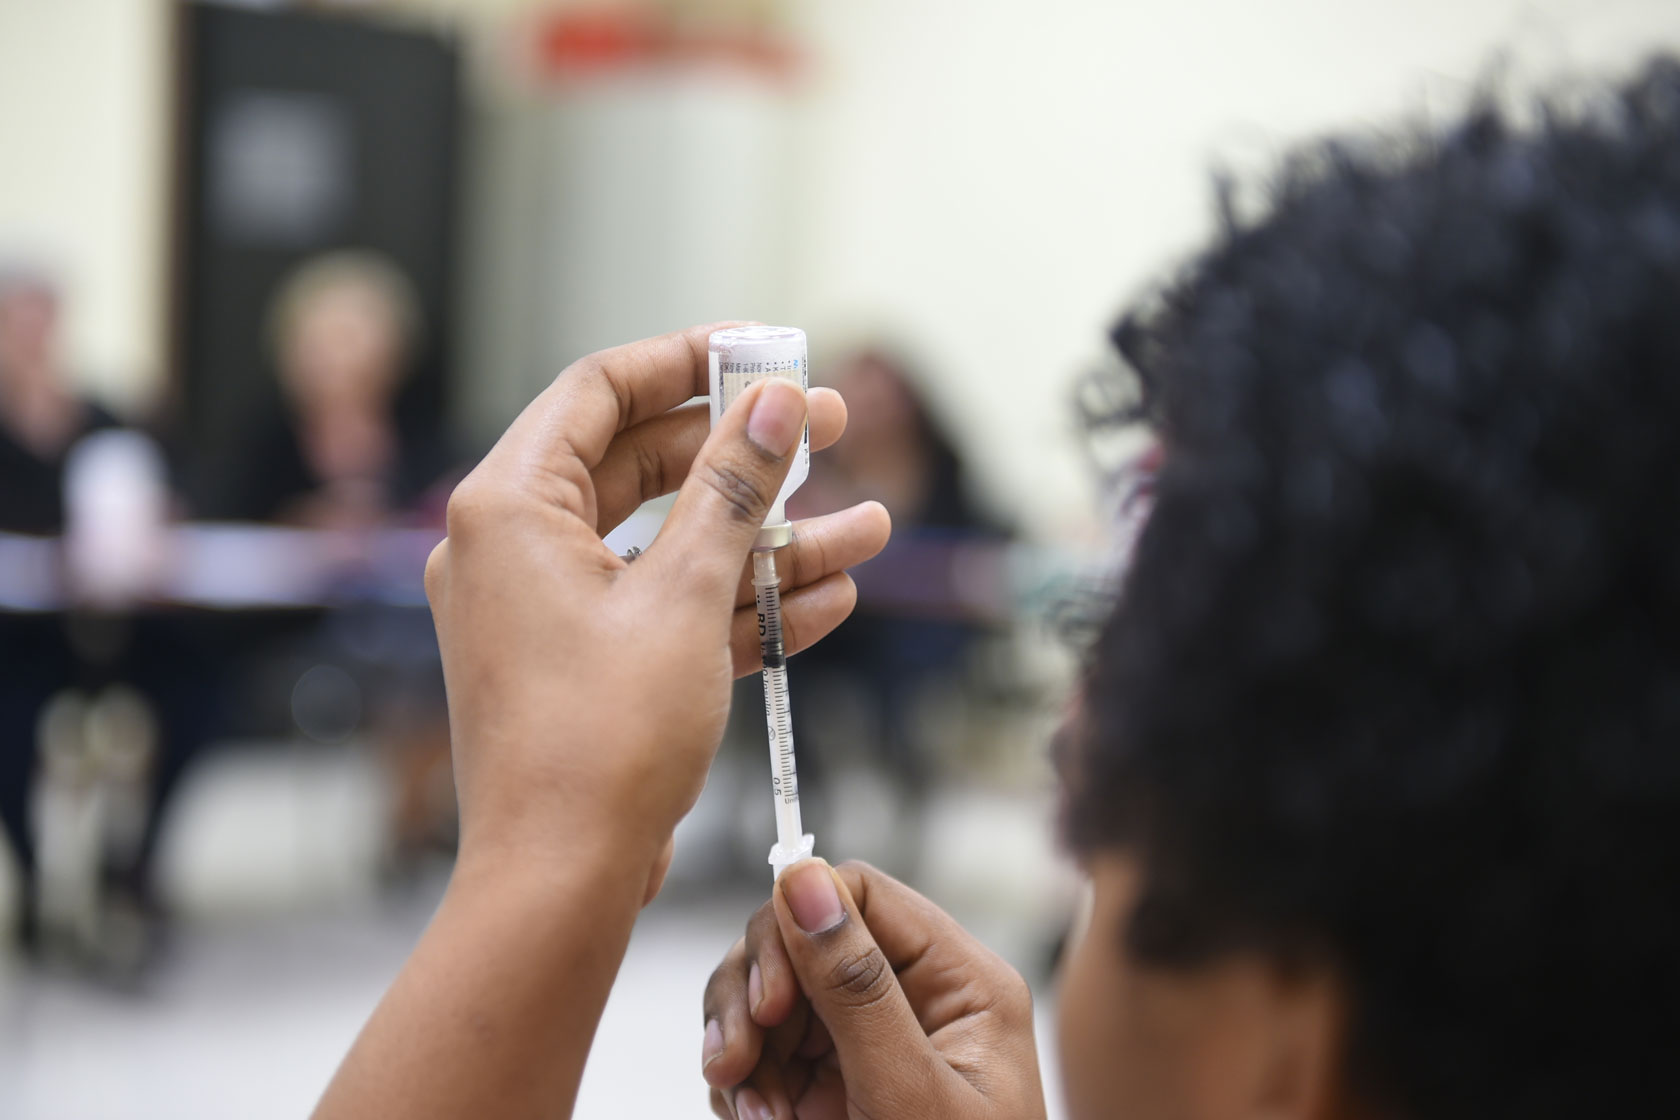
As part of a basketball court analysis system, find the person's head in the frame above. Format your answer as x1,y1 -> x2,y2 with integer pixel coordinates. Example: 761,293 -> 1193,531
1058,58 -> 1680,1120
0,266 -> 63,391
829,349 -> 930,452
268,250 -> 420,414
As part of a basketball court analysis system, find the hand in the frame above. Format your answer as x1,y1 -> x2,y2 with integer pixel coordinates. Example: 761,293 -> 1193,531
316,328 -> 888,1119
424,325 -> 892,894
702,860 -> 1047,1120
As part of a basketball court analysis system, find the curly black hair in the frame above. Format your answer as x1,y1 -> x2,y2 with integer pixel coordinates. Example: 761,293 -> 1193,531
1068,57 -> 1680,1119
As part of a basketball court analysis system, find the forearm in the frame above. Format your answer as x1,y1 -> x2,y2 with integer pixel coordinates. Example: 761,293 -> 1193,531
314,836 -> 653,1120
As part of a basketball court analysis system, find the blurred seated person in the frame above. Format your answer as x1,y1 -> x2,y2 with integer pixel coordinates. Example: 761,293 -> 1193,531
786,348 -> 1008,812
211,250 -> 452,527
792,346 -> 992,539
0,264 -> 116,531
0,264 -> 104,953
0,266 -> 216,967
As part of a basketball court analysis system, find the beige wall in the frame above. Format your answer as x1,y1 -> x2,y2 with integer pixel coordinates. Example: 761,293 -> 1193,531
785,0 -> 1680,533
5,0 -> 1680,528
0,0 -> 170,409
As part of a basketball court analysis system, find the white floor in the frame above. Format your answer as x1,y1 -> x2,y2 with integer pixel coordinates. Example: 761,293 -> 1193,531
0,744 -> 1072,1118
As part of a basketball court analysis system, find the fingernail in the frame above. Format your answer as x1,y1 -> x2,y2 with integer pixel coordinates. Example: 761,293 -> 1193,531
735,1087 -> 773,1120
747,960 -> 764,1018
702,1018 -> 724,1069
782,859 -> 844,933
747,379 -> 806,457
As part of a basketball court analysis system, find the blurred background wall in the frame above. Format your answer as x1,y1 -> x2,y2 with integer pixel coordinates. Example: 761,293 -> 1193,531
8,0 -> 1677,535
0,0 -> 172,411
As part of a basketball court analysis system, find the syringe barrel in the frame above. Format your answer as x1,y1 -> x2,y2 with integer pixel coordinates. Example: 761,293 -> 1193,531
709,326 -> 809,532
753,550 -> 803,847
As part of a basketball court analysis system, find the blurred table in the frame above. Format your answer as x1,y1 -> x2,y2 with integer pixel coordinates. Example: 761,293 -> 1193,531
1,521 -> 1108,626
0,525 -> 443,613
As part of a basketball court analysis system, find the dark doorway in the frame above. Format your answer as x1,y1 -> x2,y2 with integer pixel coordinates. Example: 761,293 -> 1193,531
172,2 -> 461,513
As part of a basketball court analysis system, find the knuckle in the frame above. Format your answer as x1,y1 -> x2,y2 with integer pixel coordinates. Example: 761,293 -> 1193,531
825,944 -> 895,1009
564,354 -> 609,397
729,610 -> 761,676
831,860 -> 879,908
533,440 -> 595,514
1001,967 -> 1035,1022
568,353 -> 606,381
443,479 -> 482,536
700,461 -> 769,524
795,522 -> 832,584
702,936 -> 749,1020
571,353 -> 634,429
777,604 -> 802,654
423,541 -> 449,603
538,470 -> 591,524
632,434 -> 668,502
744,902 -> 777,947
444,475 -> 509,538
702,971 -> 733,1021
743,908 -> 784,965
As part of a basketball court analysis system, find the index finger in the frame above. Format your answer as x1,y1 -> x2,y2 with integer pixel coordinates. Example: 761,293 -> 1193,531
494,322 -> 747,477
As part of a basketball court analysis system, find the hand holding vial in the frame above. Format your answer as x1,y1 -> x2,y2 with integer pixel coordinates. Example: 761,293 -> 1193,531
319,324 -> 887,1117
425,324 -> 887,893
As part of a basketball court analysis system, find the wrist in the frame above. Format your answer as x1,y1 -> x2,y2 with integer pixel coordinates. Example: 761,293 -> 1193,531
454,742 -> 686,884
452,812 -> 667,914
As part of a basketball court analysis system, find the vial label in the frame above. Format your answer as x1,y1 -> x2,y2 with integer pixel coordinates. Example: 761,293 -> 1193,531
716,357 -> 803,410
708,327 -> 811,518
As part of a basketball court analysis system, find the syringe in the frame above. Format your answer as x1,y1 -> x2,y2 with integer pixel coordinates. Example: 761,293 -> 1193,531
753,546 -> 814,878
708,326 -> 816,881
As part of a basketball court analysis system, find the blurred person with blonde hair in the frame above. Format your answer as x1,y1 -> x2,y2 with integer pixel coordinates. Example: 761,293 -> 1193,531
211,249 -> 452,525
209,250 -> 464,869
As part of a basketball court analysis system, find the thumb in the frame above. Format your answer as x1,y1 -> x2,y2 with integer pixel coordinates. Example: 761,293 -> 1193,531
772,859 -> 958,1113
644,376 -> 806,599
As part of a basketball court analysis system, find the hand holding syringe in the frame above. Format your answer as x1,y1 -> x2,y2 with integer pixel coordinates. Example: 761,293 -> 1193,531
710,326 -> 818,880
